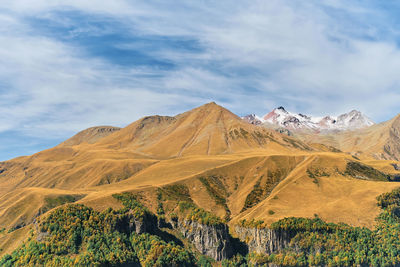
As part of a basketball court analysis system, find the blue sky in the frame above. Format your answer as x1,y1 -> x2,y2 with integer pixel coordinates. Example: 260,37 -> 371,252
1,0 -> 400,160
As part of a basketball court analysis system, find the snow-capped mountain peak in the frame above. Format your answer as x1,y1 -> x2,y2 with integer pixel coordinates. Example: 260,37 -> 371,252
242,107 -> 374,132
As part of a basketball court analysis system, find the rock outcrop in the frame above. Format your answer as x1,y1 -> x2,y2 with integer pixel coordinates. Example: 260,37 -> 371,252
175,219 -> 233,261
234,226 -> 292,254
170,217 -> 294,260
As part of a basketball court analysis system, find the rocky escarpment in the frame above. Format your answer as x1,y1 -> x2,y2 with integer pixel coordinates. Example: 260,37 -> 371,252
173,219 -> 233,261
234,226 -> 292,254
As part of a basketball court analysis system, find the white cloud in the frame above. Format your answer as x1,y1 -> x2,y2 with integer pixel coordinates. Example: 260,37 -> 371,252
1,0 -> 400,155
0,14 -> 199,138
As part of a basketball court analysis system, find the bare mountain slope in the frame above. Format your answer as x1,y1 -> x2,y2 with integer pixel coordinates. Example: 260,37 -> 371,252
0,102 -> 399,256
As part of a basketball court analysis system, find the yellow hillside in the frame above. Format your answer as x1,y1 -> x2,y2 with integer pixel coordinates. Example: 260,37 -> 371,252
0,102 -> 399,255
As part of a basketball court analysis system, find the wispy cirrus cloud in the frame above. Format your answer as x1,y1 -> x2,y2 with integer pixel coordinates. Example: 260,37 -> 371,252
1,0 -> 400,160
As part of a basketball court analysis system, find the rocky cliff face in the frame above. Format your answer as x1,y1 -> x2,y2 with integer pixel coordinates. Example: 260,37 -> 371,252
175,219 -> 233,261
234,226 -> 292,254
170,217 -> 294,260
119,204 -> 292,261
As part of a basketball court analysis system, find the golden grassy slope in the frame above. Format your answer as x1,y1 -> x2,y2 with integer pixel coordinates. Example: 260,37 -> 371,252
0,102 -> 399,255
232,153 -> 400,229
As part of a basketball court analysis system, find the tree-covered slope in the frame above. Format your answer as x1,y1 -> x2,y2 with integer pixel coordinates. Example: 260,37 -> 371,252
5,188 -> 400,266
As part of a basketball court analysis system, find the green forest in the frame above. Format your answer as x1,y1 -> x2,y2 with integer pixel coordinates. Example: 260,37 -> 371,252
3,189 -> 400,266
222,187 -> 400,266
0,193 -> 201,267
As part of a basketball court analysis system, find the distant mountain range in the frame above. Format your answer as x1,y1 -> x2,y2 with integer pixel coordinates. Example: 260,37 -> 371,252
242,106 -> 374,131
